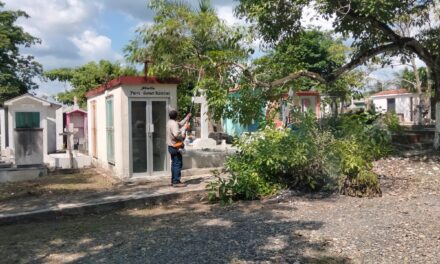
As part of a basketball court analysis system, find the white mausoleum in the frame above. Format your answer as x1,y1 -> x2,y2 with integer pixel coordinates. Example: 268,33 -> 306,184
371,89 -> 420,125
85,76 -> 178,180
0,94 -> 61,165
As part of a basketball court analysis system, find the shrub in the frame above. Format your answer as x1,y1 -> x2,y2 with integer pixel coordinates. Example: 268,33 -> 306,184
340,170 -> 382,197
378,112 -> 403,134
207,169 -> 278,205
330,111 -> 393,160
208,110 -> 389,203
208,112 -> 340,204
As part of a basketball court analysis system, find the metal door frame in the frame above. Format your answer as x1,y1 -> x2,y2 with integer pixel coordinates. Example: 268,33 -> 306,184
129,98 -> 169,178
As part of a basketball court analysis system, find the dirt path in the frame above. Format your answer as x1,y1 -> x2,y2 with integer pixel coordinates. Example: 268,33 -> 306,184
0,155 -> 439,264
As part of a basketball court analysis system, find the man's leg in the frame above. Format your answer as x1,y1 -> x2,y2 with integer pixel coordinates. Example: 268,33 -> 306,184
175,152 -> 183,183
168,146 -> 179,184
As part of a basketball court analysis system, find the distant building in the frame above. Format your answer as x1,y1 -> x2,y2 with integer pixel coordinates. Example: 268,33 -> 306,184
370,89 -> 420,124
56,98 -> 88,152
280,91 -> 321,124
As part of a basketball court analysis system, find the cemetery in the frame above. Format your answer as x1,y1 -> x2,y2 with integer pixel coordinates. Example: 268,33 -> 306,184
1,0 -> 440,263
0,77 -> 233,183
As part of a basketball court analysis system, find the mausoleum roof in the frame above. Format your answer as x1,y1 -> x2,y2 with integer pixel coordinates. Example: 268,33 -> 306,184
371,89 -> 412,97
85,76 -> 180,98
4,93 -> 62,108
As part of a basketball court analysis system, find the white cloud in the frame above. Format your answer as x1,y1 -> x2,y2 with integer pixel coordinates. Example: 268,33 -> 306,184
215,5 -> 244,26
5,0 -> 101,34
97,0 -> 153,22
301,5 -> 334,31
71,30 -> 121,62
3,0 -> 105,66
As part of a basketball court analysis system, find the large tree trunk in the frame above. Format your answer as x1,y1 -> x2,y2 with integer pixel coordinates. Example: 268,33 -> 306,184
411,57 -> 424,125
425,69 -> 433,122
433,69 -> 440,149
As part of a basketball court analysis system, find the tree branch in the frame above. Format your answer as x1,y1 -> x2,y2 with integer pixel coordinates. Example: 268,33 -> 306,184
345,9 -> 435,67
345,10 -> 401,41
270,70 -> 326,87
328,39 -> 413,82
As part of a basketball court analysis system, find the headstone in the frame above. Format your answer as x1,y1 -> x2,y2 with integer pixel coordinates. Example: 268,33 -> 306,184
192,92 -> 217,149
14,129 -> 43,166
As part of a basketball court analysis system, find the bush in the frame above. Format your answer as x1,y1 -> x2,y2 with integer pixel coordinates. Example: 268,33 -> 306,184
378,112 -> 403,134
329,110 -> 393,160
208,110 -> 389,203
340,170 -> 382,197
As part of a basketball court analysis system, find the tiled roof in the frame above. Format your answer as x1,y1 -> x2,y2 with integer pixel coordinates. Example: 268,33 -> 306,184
371,89 -> 411,97
85,76 -> 180,98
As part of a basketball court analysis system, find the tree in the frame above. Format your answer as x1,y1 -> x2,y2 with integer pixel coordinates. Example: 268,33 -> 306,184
236,0 -> 440,145
397,66 -> 433,123
400,67 -> 433,99
0,2 -> 42,103
252,29 -> 365,117
44,60 -> 138,107
124,0 -> 252,118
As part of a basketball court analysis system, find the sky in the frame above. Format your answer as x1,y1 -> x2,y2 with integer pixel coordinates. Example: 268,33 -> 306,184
4,0 -> 417,97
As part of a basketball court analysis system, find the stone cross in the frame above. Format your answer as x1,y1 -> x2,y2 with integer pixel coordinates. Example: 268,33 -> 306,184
193,95 -> 209,139
191,92 -> 217,149
59,123 -> 78,168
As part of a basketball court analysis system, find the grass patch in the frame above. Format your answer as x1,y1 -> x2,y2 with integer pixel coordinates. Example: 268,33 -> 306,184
0,170 -> 115,202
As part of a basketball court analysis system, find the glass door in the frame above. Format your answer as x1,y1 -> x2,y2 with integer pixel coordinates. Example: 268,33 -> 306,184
130,99 -> 168,177
150,100 -> 168,174
131,101 -> 148,174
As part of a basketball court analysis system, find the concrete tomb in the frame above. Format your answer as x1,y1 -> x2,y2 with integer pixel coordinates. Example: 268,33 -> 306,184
0,94 -> 61,166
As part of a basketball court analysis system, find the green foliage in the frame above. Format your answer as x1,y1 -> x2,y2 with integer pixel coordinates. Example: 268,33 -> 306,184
340,170 -> 382,198
330,110 -> 394,160
399,67 -> 430,93
236,0 -> 437,59
208,112 -> 334,203
379,112 -> 402,134
207,169 -> 278,205
44,60 -> 138,107
125,0 -> 252,117
253,30 -> 352,86
208,110 -> 390,203
222,84 -> 266,126
236,0 -> 440,110
0,2 -> 42,103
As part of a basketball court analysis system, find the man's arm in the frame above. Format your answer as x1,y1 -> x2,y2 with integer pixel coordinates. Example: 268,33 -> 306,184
178,113 -> 192,126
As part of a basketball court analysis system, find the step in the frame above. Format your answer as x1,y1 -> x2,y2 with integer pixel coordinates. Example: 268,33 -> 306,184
0,162 -> 13,168
0,180 -> 210,226
393,142 -> 433,151
182,167 -> 223,177
398,148 -> 436,158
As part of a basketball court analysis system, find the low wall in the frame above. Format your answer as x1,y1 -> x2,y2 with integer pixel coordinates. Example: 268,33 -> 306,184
47,153 -> 92,169
0,166 -> 47,183
182,149 -> 234,170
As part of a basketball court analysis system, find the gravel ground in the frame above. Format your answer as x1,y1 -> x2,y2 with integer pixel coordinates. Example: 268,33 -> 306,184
0,155 -> 439,264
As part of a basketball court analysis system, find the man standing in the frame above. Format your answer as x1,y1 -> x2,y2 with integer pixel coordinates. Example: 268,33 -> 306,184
167,110 -> 191,187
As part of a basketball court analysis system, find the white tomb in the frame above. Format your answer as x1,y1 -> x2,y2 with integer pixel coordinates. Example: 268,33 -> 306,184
0,94 -> 61,166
